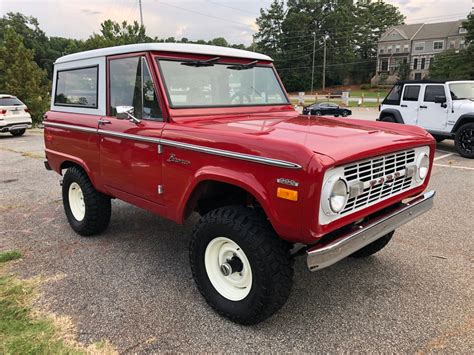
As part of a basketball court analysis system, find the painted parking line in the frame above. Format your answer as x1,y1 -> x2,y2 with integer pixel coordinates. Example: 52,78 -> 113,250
434,163 -> 474,171
434,153 -> 454,161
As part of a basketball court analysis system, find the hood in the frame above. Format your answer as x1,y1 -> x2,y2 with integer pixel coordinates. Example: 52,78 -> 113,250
185,113 -> 433,165
453,99 -> 474,114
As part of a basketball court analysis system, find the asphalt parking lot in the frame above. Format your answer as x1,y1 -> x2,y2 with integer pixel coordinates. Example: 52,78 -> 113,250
1,130 -> 473,353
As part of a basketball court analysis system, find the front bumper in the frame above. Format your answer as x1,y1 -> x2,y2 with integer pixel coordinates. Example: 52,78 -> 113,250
307,190 -> 435,271
0,122 -> 32,132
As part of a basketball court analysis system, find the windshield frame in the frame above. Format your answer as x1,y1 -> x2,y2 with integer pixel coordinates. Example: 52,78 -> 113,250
155,57 -> 290,109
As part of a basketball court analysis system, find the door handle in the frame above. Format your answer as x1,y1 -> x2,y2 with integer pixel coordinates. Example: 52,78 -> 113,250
401,104 -> 407,107
419,105 -> 427,109
98,118 -> 111,125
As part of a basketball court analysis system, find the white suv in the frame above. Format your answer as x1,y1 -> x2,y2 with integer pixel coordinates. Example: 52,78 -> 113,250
0,94 -> 32,137
379,80 -> 474,158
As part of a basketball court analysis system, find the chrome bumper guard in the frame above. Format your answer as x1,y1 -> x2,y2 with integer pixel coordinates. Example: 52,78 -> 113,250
307,190 -> 435,271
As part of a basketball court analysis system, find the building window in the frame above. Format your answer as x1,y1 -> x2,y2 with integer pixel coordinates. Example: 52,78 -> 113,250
413,58 -> 418,70
379,47 -> 384,54
433,41 -> 444,50
460,40 -> 465,49
55,66 -> 98,108
421,58 -> 426,70
381,59 -> 388,71
387,46 -> 392,54
414,42 -> 425,52
404,44 -> 409,52
395,45 -> 400,53
449,41 -> 456,49
414,73 -> 422,80
459,27 -> 467,34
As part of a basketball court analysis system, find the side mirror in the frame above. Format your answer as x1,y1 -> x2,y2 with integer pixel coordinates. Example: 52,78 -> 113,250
116,105 -> 134,120
434,96 -> 447,107
116,105 -> 141,124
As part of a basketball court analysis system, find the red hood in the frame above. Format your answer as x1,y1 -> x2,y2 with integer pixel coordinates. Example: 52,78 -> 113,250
183,112 -> 434,165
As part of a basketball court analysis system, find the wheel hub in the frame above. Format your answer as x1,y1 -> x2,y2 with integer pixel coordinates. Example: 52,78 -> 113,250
220,256 -> 244,276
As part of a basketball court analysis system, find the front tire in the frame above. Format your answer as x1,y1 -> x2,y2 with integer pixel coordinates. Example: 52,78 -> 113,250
349,231 -> 394,258
342,111 -> 348,117
454,123 -> 474,158
189,206 -> 293,325
314,110 -> 322,116
62,166 -> 111,236
10,129 -> 26,136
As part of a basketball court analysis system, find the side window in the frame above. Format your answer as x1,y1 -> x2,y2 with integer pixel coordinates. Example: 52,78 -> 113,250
402,85 -> 420,101
109,56 -> 162,120
383,84 -> 402,105
55,66 -> 98,108
424,85 -> 446,102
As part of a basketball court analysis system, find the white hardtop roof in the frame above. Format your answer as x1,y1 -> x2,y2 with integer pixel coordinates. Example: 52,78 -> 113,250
55,43 -> 273,64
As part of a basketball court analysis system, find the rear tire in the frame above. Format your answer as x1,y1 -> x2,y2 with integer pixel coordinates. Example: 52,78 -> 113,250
349,231 -> 394,258
62,166 -> 111,236
189,206 -> 293,325
10,129 -> 25,137
454,122 -> 474,158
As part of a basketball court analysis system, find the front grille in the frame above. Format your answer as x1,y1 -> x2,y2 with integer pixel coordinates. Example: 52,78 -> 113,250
341,149 -> 416,214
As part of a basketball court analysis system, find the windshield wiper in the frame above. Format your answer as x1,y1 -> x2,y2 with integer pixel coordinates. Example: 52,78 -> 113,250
181,57 -> 220,67
227,60 -> 259,70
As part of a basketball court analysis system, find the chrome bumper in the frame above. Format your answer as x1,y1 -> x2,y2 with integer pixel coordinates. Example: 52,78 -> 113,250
307,190 -> 435,271
0,123 -> 31,132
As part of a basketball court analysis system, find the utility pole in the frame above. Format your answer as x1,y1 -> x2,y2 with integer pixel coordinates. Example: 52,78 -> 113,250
139,0 -> 144,27
310,32 -> 316,95
322,35 -> 328,92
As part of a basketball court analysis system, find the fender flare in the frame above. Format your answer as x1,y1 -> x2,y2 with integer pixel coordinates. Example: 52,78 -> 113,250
378,108 -> 404,124
45,148 -> 97,186
451,114 -> 474,133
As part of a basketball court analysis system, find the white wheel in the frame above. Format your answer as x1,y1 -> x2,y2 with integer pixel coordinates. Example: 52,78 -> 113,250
68,182 -> 85,221
204,237 -> 252,301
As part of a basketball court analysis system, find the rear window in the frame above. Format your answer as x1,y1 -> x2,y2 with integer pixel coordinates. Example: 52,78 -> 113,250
402,85 -> 420,101
55,66 -> 98,108
383,84 -> 402,105
0,97 -> 23,106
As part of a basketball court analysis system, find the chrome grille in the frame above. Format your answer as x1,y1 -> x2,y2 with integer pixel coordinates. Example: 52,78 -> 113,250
341,149 -> 416,214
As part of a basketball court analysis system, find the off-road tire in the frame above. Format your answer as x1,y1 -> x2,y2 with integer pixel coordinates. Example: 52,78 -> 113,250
62,166 -> 111,236
380,115 -> 396,123
349,231 -> 394,258
10,129 -> 26,137
454,122 -> 474,159
189,206 -> 293,325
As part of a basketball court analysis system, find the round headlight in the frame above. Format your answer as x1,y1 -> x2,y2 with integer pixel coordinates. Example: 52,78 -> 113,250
329,179 -> 348,213
417,153 -> 429,180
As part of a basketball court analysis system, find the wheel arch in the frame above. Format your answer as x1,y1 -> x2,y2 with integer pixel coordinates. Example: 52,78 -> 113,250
379,108 -> 404,123
452,114 -> 474,133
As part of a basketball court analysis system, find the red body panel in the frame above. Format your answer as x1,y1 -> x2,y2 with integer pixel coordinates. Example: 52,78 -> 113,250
44,50 -> 435,245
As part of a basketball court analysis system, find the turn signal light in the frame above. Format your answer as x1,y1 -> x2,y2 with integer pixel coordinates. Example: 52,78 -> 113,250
277,187 -> 298,201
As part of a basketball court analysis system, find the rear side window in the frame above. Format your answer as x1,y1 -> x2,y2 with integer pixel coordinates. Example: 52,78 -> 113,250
383,84 -> 402,105
55,66 -> 98,108
0,97 -> 23,106
402,85 -> 420,101
424,85 -> 446,102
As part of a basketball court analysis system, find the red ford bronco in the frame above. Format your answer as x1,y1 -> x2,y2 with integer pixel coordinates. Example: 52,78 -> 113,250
44,43 -> 436,324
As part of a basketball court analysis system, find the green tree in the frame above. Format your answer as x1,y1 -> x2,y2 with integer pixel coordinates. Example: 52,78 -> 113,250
0,29 -> 50,125
397,61 -> 410,81
83,20 -> 151,50
430,14 -> 474,80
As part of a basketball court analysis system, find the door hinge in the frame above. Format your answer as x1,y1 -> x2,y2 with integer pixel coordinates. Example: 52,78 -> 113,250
157,185 -> 164,194
157,144 -> 163,154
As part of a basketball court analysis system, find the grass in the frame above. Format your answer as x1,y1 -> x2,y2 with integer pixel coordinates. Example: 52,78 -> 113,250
349,89 -> 388,98
0,250 -> 114,354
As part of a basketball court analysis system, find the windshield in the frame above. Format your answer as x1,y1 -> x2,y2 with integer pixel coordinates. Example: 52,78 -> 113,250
157,59 -> 289,108
449,82 -> 474,100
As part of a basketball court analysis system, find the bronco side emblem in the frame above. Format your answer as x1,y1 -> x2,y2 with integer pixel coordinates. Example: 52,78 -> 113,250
167,153 -> 191,165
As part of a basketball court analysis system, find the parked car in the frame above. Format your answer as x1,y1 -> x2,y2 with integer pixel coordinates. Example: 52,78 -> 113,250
303,102 -> 352,117
379,80 -> 474,158
0,94 -> 32,136
44,43 -> 435,325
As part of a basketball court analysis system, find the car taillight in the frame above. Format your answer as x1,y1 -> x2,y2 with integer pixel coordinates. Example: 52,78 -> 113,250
0,110 -> 6,115
24,108 -> 30,113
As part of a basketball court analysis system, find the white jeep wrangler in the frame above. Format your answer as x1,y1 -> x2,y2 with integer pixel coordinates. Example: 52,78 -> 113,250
379,80 -> 474,158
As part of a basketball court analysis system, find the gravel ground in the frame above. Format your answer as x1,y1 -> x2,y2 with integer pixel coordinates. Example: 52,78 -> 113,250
0,131 -> 473,353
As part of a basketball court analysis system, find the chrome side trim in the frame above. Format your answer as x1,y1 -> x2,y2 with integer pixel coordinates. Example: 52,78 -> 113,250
159,138 -> 302,169
44,122 -> 302,169
307,190 -> 436,271
44,121 -> 98,134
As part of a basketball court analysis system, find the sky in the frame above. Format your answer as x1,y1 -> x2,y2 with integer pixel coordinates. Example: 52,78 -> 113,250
0,0 -> 472,46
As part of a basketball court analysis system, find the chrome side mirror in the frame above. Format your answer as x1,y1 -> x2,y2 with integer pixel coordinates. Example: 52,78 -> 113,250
116,105 -> 141,124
